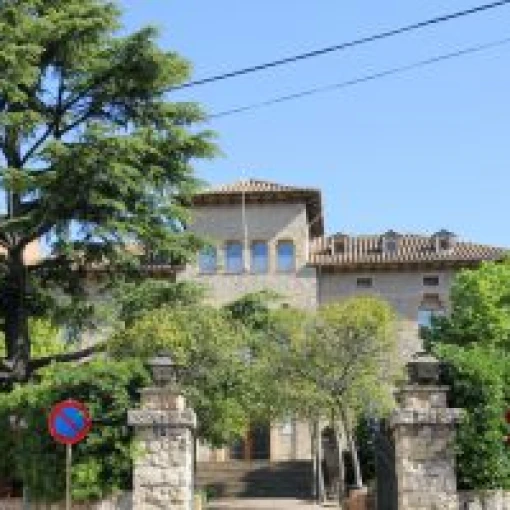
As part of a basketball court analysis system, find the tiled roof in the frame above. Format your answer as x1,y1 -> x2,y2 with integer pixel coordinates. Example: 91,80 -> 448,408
197,178 -> 320,195
309,233 -> 508,269
193,179 -> 324,237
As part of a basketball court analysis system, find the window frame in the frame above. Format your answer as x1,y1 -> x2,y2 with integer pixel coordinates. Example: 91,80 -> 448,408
356,277 -> 373,289
250,240 -> 269,274
384,239 -> 398,253
418,294 -> 445,337
276,240 -> 296,273
198,245 -> 218,274
224,241 -> 244,274
423,275 -> 440,287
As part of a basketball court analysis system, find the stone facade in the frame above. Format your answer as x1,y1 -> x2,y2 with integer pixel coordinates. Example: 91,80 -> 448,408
390,357 -> 462,510
182,179 -> 505,466
318,269 -> 455,360
458,490 -> 510,509
180,202 -> 317,309
128,389 -> 196,510
270,420 -> 312,461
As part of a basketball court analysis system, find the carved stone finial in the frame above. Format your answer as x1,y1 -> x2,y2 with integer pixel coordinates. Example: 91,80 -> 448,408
147,350 -> 181,388
407,351 -> 442,385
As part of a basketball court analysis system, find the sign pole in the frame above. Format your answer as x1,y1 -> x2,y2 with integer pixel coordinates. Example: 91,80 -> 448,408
47,399 -> 92,510
66,444 -> 72,510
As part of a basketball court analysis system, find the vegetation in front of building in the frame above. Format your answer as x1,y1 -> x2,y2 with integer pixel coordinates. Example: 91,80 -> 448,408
427,259 -> 510,490
0,358 -> 149,501
0,0 -> 216,383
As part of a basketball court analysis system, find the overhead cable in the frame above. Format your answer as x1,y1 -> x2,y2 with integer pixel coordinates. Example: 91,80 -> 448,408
174,0 -> 510,91
209,37 -> 510,119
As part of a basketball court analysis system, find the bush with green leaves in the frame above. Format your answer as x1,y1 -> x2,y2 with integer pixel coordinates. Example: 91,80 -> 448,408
427,259 -> 510,490
109,304 -> 257,446
436,344 -> 510,489
0,359 -> 149,502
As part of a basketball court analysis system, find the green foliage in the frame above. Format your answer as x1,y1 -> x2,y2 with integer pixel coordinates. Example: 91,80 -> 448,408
314,297 -> 399,415
0,318 -> 64,358
436,344 -> 510,489
251,296 -> 399,422
0,0 -> 216,376
426,259 -> 510,350
225,290 -> 281,331
108,305 -> 255,446
113,279 -> 206,325
0,359 -> 149,502
428,260 -> 510,490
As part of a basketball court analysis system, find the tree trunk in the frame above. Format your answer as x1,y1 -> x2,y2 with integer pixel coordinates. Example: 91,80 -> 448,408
310,420 -> 317,500
341,407 -> 363,489
333,420 -> 346,507
316,421 -> 325,504
3,249 -> 30,381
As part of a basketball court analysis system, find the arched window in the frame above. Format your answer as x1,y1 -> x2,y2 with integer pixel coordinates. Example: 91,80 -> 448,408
198,246 -> 217,274
277,240 -> 295,272
251,241 -> 268,273
225,241 -> 243,273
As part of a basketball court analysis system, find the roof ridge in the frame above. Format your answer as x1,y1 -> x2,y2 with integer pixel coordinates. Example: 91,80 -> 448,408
199,177 -> 319,194
309,232 -> 508,267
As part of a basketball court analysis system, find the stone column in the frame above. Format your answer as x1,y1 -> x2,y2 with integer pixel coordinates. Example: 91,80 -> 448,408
390,353 -> 462,510
128,355 -> 196,510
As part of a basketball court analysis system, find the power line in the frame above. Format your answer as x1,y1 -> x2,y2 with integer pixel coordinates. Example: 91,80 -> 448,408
208,37 -> 510,119
174,0 -> 510,91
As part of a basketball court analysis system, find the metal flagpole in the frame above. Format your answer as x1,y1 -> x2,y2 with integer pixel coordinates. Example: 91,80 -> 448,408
241,171 -> 249,272
66,444 -> 72,510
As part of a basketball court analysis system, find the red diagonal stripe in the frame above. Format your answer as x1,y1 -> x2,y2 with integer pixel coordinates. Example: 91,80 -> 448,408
57,409 -> 81,433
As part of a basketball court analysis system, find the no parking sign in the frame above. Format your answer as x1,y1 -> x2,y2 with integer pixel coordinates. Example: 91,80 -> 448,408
48,399 -> 92,510
48,399 -> 92,445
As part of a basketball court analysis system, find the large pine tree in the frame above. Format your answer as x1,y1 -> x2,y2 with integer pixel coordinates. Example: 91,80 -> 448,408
0,0 -> 215,381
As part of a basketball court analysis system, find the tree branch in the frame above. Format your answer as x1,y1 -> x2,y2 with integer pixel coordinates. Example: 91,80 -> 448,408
20,67 -> 116,165
18,219 -> 54,250
20,125 -> 53,166
28,342 -> 106,372
26,254 -> 71,272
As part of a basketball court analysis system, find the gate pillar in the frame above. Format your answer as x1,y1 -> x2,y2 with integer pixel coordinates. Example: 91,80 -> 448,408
128,354 -> 196,510
390,352 -> 462,510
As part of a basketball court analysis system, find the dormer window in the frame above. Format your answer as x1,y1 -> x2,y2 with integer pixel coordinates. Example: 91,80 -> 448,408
330,233 -> 349,255
385,240 -> 397,252
433,230 -> 456,253
381,230 -> 400,254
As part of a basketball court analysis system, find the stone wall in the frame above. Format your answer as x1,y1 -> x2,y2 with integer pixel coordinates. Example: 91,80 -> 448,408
458,490 -> 510,509
270,420 -> 312,461
180,202 -> 318,309
318,268 -> 456,359
0,493 -> 131,509
128,390 -> 196,510
390,354 -> 463,510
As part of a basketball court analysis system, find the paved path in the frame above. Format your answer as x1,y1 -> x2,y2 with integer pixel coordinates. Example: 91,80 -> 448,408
208,499 -> 338,510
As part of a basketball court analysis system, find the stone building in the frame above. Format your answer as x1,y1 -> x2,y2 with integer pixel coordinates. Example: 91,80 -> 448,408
178,178 -> 506,469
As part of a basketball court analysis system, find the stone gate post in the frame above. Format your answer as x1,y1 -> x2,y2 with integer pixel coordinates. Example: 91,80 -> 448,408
390,353 -> 462,510
128,354 -> 196,510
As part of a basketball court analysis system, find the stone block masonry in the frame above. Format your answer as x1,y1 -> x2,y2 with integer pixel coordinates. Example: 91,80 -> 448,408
128,388 -> 196,510
390,355 -> 463,510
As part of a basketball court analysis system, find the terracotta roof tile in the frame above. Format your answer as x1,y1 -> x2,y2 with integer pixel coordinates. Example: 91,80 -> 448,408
193,179 -> 324,237
196,178 -> 320,195
309,233 -> 508,269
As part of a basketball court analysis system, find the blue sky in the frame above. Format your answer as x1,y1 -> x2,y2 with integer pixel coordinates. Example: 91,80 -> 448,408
119,1 -> 510,247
